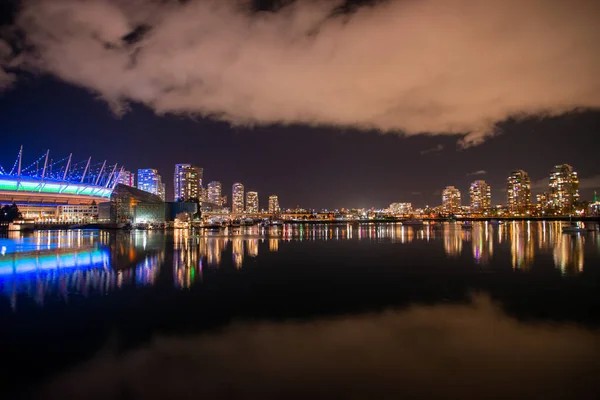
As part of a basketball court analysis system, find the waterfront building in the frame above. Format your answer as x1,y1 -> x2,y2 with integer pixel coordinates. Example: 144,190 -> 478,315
589,191 -> 600,216
232,183 -> 244,214
199,186 -> 208,203
389,203 -> 412,215
117,170 -> 135,187
174,164 -> 203,201
207,181 -> 223,205
100,183 -> 165,224
442,186 -> 461,215
137,168 -> 165,201
268,195 -> 280,214
469,180 -> 491,214
549,164 -> 579,215
507,170 -> 531,215
246,191 -> 259,214
57,204 -> 99,223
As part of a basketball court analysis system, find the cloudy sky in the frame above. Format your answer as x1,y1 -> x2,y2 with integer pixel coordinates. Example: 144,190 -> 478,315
1,0 -> 599,207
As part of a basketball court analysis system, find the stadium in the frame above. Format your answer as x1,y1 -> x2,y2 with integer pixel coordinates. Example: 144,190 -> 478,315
0,146 -> 121,222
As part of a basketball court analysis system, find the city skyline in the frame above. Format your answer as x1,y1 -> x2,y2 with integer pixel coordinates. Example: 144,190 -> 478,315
0,1 -> 599,209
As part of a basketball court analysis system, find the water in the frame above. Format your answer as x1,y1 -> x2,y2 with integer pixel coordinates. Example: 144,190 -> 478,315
1,222 -> 600,399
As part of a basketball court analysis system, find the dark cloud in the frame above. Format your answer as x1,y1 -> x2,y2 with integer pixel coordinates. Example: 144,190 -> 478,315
6,0 -> 600,145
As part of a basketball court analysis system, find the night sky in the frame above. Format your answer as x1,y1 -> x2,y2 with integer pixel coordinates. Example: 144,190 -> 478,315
1,0 -> 599,209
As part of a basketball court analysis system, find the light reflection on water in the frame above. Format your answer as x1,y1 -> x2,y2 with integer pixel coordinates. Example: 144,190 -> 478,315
0,221 -> 598,306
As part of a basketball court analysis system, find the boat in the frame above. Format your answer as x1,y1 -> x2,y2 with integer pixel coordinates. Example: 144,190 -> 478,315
489,219 -> 503,226
461,221 -> 473,229
401,219 -> 424,226
562,225 -> 585,233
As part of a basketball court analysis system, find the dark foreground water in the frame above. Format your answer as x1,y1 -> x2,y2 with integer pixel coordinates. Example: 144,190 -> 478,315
1,222 -> 600,399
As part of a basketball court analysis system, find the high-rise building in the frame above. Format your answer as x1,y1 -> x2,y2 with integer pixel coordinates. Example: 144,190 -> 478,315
442,186 -> 461,214
199,186 -> 208,203
536,192 -> 550,213
389,203 -> 412,215
469,180 -> 491,214
117,170 -> 135,187
208,181 -> 222,205
174,164 -> 203,201
137,168 -> 165,201
507,170 -> 531,215
268,195 -> 280,214
246,191 -> 259,214
549,164 -> 579,214
232,183 -> 244,214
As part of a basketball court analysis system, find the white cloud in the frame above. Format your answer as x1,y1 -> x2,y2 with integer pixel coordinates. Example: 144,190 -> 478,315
420,144 -> 444,155
466,170 -> 487,176
10,0 -> 600,144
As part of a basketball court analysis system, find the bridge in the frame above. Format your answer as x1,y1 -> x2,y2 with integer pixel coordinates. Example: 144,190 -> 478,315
0,146 -> 122,220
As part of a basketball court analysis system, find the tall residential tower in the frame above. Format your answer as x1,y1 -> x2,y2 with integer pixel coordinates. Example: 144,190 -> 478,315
469,180 -> 491,214
507,170 -> 531,215
232,183 -> 244,214
174,164 -> 203,201
137,168 -> 165,201
549,164 -> 579,214
442,186 -> 461,215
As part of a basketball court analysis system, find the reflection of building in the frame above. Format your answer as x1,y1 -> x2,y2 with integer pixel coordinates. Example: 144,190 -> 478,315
174,164 -> 203,201
117,170 -> 135,187
246,191 -> 259,214
553,231 -> 584,274
268,195 -> 280,214
507,170 -> 531,215
549,164 -> 579,215
509,222 -> 535,270
389,203 -> 412,215
247,239 -> 259,257
208,181 -> 223,205
269,238 -> 279,252
442,186 -> 461,214
232,183 -> 244,214
443,224 -> 463,257
471,223 -> 493,265
469,181 -> 491,214
232,238 -> 244,268
137,168 -> 165,201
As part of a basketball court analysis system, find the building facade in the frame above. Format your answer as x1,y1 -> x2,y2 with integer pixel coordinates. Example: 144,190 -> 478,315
469,180 -> 491,214
208,181 -> 223,205
507,170 -> 531,215
268,195 -> 280,214
137,168 -> 165,201
232,183 -> 244,214
549,164 -> 579,215
389,203 -> 412,215
117,170 -> 135,187
246,191 -> 259,214
57,204 -> 99,223
442,186 -> 461,215
174,164 -> 203,202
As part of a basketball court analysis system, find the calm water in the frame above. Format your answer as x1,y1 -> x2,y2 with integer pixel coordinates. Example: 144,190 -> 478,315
1,222 -> 600,399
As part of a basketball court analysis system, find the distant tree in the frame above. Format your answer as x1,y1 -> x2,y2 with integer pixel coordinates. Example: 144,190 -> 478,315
0,203 -> 23,222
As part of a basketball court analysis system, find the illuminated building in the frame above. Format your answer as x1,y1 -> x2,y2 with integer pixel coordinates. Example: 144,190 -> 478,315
506,170 -> 531,215
549,164 -> 579,215
57,204 -> 99,222
199,186 -> 208,202
469,180 -> 491,214
389,202 -> 412,215
246,191 -> 259,214
174,164 -> 203,201
232,183 -> 244,214
442,186 -> 461,214
208,181 -> 223,205
589,191 -> 600,216
536,192 -> 550,214
117,170 -> 135,187
137,168 -> 165,201
268,194 -> 280,214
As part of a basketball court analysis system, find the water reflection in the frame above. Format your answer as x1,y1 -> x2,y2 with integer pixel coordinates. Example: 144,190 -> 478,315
0,222 -> 597,308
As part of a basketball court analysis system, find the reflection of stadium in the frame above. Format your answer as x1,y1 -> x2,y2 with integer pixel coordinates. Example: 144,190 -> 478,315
0,147 -> 121,221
